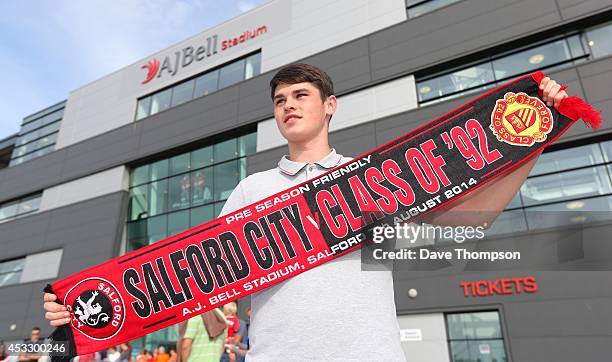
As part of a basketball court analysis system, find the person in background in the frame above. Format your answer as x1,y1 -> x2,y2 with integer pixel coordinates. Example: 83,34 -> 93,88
153,346 -> 168,362
151,347 -> 158,362
0,341 -> 7,362
167,350 -> 176,362
77,352 -> 96,362
135,349 -> 148,362
106,347 -> 120,362
117,344 -> 130,362
0,341 -> 16,362
221,303 -> 240,362
244,308 -> 251,335
235,317 -> 248,362
181,311 -> 226,362
19,327 -> 43,362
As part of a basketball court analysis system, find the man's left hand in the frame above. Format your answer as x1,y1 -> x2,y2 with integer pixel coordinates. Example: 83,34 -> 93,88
539,76 -> 568,107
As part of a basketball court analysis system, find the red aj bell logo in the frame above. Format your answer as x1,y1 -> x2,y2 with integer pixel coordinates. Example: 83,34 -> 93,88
490,92 -> 553,147
141,59 -> 160,85
64,277 -> 125,340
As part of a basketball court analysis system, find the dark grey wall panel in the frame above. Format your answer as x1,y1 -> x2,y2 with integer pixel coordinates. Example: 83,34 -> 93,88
563,57 -> 612,140
375,97 -> 465,147
61,125 -> 142,181
247,146 -> 285,175
330,122 -> 378,158
578,56 -> 612,111
0,192 -> 126,341
137,86 -> 240,154
505,298 -> 612,337
238,72 -> 275,125
309,38 -> 373,92
511,336 -> 612,362
0,192 -> 125,266
0,281 -> 48,341
557,0 -> 612,20
369,0 -> 561,81
0,149 -> 66,200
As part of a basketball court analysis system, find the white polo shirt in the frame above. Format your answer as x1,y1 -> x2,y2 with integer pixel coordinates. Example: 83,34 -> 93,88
220,148 -> 406,362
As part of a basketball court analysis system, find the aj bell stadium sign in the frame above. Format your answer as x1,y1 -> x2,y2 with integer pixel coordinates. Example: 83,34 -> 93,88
140,24 -> 268,85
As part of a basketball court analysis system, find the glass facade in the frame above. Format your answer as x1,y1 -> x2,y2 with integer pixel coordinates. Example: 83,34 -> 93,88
416,20 -> 612,105
0,194 -> 42,224
446,311 -> 507,362
585,21 -> 612,59
0,257 -> 25,287
136,52 -> 261,120
10,101 -> 66,166
416,33 -> 588,104
484,140 -> 612,236
126,132 -> 257,252
406,0 -> 463,18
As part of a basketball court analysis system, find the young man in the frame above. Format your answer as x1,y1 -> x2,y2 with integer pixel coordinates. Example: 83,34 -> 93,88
43,63 -> 567,360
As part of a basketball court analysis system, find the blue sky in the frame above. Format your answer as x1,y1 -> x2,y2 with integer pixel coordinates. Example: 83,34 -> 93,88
0,0 -> 267,140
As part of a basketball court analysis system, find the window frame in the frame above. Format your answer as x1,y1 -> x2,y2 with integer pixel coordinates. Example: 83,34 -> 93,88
0,257 -> 26,287
134,50 -> 261,122
416,32 -> 590,105
444,310 -> 509,362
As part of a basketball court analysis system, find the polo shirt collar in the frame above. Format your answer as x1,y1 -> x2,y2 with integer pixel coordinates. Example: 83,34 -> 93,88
278,148 -> 343,176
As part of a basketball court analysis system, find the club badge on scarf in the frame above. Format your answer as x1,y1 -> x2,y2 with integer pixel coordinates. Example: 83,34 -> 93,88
45,71 -> 602,360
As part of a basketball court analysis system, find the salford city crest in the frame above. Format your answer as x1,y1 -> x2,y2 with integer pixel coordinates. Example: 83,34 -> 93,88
64,277 -> 125,340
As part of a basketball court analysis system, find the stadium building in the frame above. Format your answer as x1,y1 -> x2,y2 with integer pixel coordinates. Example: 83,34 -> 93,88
1,0 -> 611,360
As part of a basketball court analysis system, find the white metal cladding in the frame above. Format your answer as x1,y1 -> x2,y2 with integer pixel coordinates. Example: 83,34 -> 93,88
39,166 -> 129,212
20,249 -> 63,283
56,0 -> 407,149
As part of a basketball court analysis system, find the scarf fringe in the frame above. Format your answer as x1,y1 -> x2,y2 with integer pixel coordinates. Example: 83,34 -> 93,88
558,96 -> 603,129
531,71 -> 603,129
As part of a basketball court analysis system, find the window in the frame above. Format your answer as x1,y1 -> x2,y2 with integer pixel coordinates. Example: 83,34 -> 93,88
529,144 -> 604,176
491,38 -> 578,79
126,131 -> 257,252
585,21 -> 612,59
219,59 -> 246,88
150,88 -> 172,115
194,71 -> 219,98
171,79 -> 195,107
10,101 -> 65,166
0,194 -> 42,223
245,53 -> 261,79
406,0 -> 463,18
0,258 -> 25,287
149,179 -> 168,216
521,166 -> 612,207
446,311 -> 507,362
418,63 -> 494,103
136,51 -> 261,121
482,140 -> 612,237
136,97 -> 152,120
416,32 -> 591,105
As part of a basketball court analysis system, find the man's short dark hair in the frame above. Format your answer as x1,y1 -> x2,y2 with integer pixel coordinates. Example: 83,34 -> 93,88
32,327 -> 41,332
270,63 -> 335,101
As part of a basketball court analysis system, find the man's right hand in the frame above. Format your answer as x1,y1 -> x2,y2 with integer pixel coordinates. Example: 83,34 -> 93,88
43,293 -> 70,326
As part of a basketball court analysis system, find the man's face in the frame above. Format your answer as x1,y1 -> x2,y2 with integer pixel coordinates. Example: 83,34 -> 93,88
273,82 -> 336,144
31,329 -> 40,341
